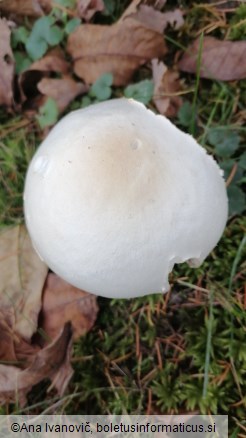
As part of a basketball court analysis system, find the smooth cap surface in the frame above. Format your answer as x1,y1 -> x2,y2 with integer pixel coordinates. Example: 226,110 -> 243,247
24,99 -> 228,298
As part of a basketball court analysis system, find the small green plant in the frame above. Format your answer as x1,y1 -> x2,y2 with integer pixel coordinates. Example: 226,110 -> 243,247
207,127 -> 245,215
124,80 -> 154,105
229,4 -> 246,40
11,6 -> 81,72
36,98 -> 59,129
89,73 -> 113,101
26,16 -> 64,60
177,101 -> 194,128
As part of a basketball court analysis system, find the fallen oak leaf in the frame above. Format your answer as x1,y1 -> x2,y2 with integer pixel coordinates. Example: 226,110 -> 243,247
28,47 -> 70,74
0,311 -> 39,366
19,48 -> 69,103
127,5 -> 184,32
0,225 -> 48,340
19,49 -> 87,115
37,75 -> 88,113
178,36 -> 246,81
40,273 -> 98,343
0,19 -> 15,107
160,8 -> 184,30
0,224 -> 98,406
67,1 -> 167,85
0,312 -> 17,363
152,59 -> 183,117
0,323 -> 73,406
0,0 -> 44,17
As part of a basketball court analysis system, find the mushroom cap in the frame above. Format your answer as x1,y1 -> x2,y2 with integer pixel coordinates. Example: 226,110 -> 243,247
24,98 -> 228,298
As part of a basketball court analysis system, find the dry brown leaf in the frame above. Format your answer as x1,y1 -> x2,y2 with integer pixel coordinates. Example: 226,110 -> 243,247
37,75 -> 88,113
67,2 -> 167,85
160,8 -> 184,30
19,48 -> 70,102
0,324 -> 73,406
0,225 -> 98,406
0,312 -> 17,363
127,5 -> 184,33
0,225 -> 48,340
29,48 -> 70,74
77,0 -> 104,21
41,273 -> 98,342
152,59 -> 182,117
0,0 -> 44,17
19,49 -> 87,113
0,19 -> 14,107
0,310 -> 40,366
178,36 -> 246,81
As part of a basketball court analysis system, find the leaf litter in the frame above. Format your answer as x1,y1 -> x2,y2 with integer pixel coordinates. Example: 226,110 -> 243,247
67,1 -> 168,86
179,36 -> 246,81
0,19 -> 15,107
152,59 -> 183,117
19,48 -> 88,114
0,0 -> 44,18
0,226 -> 98,405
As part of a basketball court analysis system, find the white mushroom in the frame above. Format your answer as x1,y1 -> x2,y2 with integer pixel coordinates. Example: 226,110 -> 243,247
24,98 -> 228,298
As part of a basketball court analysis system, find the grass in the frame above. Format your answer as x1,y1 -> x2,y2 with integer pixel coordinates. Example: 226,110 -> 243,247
0,1 -> 246,436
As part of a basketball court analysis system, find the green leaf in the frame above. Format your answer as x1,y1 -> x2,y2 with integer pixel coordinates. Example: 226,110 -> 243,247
81,95 -> 92,108
12,26 -> 30,48
36,98 -> 59,129
14,51 -> 32,74
208,128 -> 240,157
65,18 -> 81,34
239,151 -> 246,170
26,17 -> 51,60
219,159 -> 244,183
124,79 -> 154,105
177,101 -> 193,127
227,185 -> 246,216
90,73 -> 113,101
46,25 -> 64,46
25,16 -> 63,61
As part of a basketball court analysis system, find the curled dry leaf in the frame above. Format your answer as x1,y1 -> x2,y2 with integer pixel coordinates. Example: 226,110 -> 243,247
0,312 -> 17,363
67,1 -> 167,85
0,324 -> 73,406
0,19 -> 15,107
179,36 -> 246,81
0,225 -> 48,340
152,59 -> 183,117
77,0 -> 105,22
37,76 -> 88,113
19,49 -> 87,114
40,273 -> 98,342
160,8 -> 184,30
0,0 -> 44,17
0,225 -> 98,406
128,5 -> 184,32
29,47 -> 70,74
